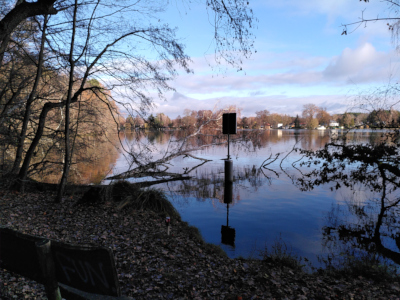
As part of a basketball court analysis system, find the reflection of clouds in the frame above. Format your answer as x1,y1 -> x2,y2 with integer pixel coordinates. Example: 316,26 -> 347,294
333,184 -> 372,207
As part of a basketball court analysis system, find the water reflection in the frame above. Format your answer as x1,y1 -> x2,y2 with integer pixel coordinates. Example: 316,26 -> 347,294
294,130 -> 400,267
148,129 -> 400,265
38,128 -> 399,266
163,164 -> 267,205
32,133 -> 120,184
221,180 -> 235,247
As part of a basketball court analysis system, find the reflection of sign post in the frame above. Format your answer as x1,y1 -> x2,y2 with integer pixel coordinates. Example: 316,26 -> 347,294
225,160 -> 233,184
224,181 -> 233,204
221,225 -> 235,246
221,176 -> 235,247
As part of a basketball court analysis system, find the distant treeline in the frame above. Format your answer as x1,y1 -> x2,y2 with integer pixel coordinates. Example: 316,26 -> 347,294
123,105 -> 400,130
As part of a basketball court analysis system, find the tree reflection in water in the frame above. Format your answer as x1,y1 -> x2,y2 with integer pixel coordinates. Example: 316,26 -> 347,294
67,128 -> 398,262
31,130 -> 120,185
163,164 -> 267,205
292,130 -> 400,267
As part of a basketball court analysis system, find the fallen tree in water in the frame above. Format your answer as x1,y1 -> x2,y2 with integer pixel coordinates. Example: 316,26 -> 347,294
107,153 -> 210,181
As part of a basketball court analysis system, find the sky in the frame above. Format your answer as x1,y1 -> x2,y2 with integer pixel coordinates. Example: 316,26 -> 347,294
137,0 -> 400,119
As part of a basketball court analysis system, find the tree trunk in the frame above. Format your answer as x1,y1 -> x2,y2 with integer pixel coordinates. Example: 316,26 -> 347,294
17,101 -> 64,191
0,0 -> 57,64
56,0 -> 78,203
11,16 -> 48,175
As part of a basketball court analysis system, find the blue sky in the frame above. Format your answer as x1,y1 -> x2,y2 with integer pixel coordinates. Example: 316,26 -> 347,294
148,0 -> 400,118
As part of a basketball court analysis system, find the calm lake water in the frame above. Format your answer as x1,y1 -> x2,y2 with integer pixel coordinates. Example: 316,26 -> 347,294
105,129 -> 400,268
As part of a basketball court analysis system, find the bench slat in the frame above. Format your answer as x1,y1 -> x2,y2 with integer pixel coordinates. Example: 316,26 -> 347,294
59,283 -> 134,300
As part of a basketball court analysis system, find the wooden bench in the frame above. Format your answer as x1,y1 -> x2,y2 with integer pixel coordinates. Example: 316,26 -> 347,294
0,226 -> 133,300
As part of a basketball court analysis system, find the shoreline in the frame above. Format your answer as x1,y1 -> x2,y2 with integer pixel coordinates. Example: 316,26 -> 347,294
1,189 -> 400,299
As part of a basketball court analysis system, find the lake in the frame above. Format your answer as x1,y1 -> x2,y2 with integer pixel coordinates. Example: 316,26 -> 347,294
105,129 -> 400,269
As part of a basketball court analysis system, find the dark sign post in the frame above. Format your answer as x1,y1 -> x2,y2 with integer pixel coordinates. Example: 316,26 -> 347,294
222,113 -> 237,159
222,112 -> 237,134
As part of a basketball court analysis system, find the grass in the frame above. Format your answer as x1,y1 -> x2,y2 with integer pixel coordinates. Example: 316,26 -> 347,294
109,182 -> 226,257
260,235 -> 309,272
260,236 -> 399,282
76,180 -> 181,220
108,181 -> 181,221
317,250 -> 399,282
179,221 -> 228,258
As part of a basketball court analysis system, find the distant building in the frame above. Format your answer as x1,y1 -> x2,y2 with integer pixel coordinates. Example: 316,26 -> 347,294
277,123 -> 283,129
329,121 -> 339,127
259,123 -> 271,129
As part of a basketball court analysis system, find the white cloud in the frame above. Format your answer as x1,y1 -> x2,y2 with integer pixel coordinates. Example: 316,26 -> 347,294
171,43 -> 400,95
145,42 -> 400,119
259,0 -> 384,21
151,92 -> 348,119
323,43 -> 400,83
110,0 -> 400,121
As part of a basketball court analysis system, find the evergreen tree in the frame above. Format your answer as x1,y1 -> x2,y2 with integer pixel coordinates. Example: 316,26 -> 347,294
294,115 -> 300,128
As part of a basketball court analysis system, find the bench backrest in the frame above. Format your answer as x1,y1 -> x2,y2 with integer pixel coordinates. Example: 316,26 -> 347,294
0,226 -> 45,282
0,226 -> 120,297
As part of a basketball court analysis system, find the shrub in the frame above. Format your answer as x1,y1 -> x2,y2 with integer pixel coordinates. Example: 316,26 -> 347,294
260,235 -> 307,272
111,181 -> 181,221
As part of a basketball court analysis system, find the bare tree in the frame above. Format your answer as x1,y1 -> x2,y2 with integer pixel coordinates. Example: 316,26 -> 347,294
108,106 -> 266,182
0,0 -> 58,63
343,2 -> 400,127
342,0 -> 400,50
55,0 -> 78,202
316,107 -> 331,126
255,109 -> 270,127
302,103 -> 319,129
11,15 -> 49,174
350,83 -> 400,127
2,0 -> 256,195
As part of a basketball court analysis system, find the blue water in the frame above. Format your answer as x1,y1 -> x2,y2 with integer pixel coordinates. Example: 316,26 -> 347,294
108,129 -> 399,268
164,172 -> 334,267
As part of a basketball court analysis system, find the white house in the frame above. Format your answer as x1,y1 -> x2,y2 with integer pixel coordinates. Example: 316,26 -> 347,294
329,121 -> 339,127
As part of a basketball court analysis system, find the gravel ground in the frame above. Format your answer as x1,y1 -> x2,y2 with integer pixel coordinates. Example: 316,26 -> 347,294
1,189 -> 400,299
